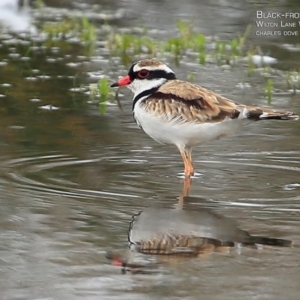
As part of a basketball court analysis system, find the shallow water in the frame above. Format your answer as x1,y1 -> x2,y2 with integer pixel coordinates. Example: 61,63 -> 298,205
0,1 -> 300,299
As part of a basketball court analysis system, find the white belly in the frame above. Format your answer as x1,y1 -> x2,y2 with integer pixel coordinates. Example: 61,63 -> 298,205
134,104 -> 243,148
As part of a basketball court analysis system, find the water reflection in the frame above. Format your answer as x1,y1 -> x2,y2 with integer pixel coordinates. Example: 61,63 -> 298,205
108,203 -> 292,274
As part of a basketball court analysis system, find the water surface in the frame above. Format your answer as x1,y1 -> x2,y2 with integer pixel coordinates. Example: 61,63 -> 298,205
0,1 -> 300,299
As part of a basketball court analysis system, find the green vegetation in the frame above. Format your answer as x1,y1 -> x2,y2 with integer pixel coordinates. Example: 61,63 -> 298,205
165,20 -> 207,65
107,21 -> 252,66
80,17 -> 97,55
286,70 -> 300,94
39,17 -> 296,113
98,77 -> 110,114
34,0 -> 44,9
187,72 -> 196,82
265,79 -> 274,104
108,32 -> 157,65
89,78 -> 120,115
42,19 -> 76,37
246,50 -> 256,75
42,17 -> 96,55
41,18 -> 253,68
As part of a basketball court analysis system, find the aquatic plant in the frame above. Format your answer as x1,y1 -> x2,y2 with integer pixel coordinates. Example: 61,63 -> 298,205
165,20 -> 207,63
35,0 -> 44,9
39,16 -> 282,114
98,77 -> 110,114
265,78 -> 274,104
42,17 -> 96,55
164,21 -> 252,66
187,72 -> 196,82
246,50 -> 256,75
89,78 -> 120,115
286,70 -> 300,94
195,34 -> 206,64
42,19 -> 76,38
80,17 -> 97,56
41,17 -> 252,67
108,32 -> 157,64
213,25 -> 252,66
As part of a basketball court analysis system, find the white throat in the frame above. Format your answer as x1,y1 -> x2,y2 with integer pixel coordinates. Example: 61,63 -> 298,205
127,78 -> 167,100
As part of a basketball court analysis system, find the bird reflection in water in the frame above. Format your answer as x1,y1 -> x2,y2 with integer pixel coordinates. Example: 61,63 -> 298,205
107,204 -> 292,274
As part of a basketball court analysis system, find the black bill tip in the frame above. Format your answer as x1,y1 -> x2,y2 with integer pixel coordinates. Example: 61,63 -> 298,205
110,82 -> 119,88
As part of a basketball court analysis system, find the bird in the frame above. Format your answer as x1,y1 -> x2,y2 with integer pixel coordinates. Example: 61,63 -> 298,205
110,59 -> 299,178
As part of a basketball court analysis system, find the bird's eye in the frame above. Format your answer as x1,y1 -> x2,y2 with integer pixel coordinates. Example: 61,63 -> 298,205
137,69 -> 150,78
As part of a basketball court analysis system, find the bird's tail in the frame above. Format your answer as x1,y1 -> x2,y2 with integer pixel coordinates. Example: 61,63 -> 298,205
242,106 -> 299,121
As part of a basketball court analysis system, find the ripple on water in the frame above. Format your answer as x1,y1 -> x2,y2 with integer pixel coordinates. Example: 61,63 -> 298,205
0,150 -> 299,211
0,154 -> 140,200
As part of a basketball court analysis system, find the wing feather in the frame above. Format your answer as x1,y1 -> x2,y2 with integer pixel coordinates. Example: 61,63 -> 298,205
140,80 -> 240,123
140,80 -> 298,123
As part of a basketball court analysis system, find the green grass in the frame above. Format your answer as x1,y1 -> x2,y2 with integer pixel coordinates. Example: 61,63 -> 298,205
98,77 -> 110,114
108,32 -> 157,64
40,17 -> 288,113
286,70 -> 300,94
107,21 -> 252,67
41,18 -> 253,67
42,17 -> 96,56
35,0 -> 44,9
89,78 -> 120,115
265,78 -> 274,104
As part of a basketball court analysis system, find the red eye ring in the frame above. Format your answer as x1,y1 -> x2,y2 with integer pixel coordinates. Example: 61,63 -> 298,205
137,69 -> 150,78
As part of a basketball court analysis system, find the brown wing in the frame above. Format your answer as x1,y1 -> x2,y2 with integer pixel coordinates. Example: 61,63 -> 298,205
141,80 -> 298,123
141,80 -> 240,124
